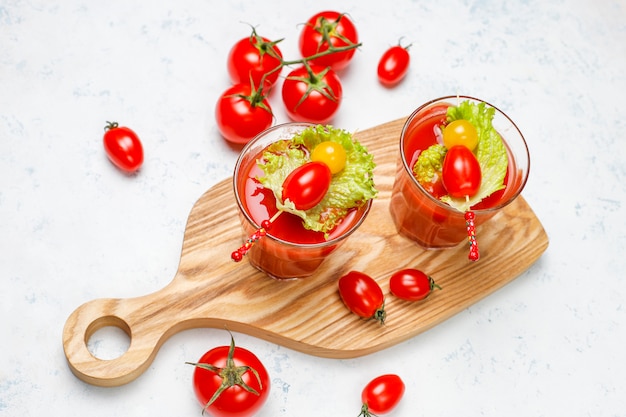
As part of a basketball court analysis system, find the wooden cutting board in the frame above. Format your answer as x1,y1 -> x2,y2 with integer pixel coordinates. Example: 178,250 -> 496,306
62,117 -> 549,387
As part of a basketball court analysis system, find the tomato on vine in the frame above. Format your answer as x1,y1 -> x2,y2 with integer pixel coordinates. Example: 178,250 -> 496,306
377,42 -> 411,87
281,161 -> 332,210
389,268 -> 441,301
298,11 -> 359,71
441,145 -> 482,198
359,374 -> 405,416
338,271 -> 386,324
281,64 -> 343,124
186,334 -> 270,417
102,122 -> 144,173
227,27 -> 284,91
215,83 -> 273,145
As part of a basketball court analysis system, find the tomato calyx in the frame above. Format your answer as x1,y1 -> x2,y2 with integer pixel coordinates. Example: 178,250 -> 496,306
186,334 -> 263,414
225,78 -> 273,116
371,303 -> 387,325
246,25 -> 284,62
358,404 -> 377,417
307,13 -> 357,52
104,121 -> 119,131
428,275 -> 442,292
284,62 -> 340,111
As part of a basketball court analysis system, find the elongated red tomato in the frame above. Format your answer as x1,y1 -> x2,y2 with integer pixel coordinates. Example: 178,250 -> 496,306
102,121 -> 143,173
215,83 -> 273,145
442,145 -> 482,198
360,374 -> 405,416
377,44 -> 410,87
187,335 -> 270,417
389,268 -> 441,301
338,271 -> 386,324
299,11 -> 359,71
282,161 -> 332,210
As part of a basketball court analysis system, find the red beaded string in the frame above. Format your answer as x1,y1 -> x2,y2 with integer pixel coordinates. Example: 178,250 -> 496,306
465,211 -> 479,261
231,219 -> 272,262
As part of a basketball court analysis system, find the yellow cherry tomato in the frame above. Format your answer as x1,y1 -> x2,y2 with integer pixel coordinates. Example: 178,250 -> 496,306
442,119 -> 479,151
311,141 -> 347,174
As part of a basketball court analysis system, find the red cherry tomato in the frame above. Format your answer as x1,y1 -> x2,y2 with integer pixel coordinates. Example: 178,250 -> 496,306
389,268 -> 441,301
227,30 -> 283,90
102,122 -> 144,173
360,374 -> 405,416
281,64 -> 343,124
188,335 -> 270,417
338,271 -> 386,324
281,161 -> 332,210
298,11 -> 359,71
377,44 -> 410,87
442,145 -> 482,198
215,83 -> 273,145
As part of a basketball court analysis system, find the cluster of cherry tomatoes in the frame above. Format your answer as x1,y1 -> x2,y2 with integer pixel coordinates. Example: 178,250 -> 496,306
101,11 -> 412,173
216,10 -> 411,146
339,269 -> 441,324
188,333 -> 405,417
216,10 -> 360,145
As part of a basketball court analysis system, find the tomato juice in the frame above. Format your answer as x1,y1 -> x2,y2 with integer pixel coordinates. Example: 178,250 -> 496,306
234,123 -> 372,280
389,96 -> 529,249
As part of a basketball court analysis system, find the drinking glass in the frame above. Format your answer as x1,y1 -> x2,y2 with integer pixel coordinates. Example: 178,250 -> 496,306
233,123 -> 373,279
389,96 -> 530,249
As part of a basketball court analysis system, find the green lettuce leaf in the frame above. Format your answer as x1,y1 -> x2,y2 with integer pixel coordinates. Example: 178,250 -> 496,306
257,125 -> 377,235
413,100 -> 508,212
413,143 -> 447,184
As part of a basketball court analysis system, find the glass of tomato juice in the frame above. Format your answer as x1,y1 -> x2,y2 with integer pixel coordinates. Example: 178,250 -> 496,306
233,123 -> 373,280
389,96 -> 530,249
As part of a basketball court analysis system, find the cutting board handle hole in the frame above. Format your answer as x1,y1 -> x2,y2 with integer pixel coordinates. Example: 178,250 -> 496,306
85,316 -> 131,361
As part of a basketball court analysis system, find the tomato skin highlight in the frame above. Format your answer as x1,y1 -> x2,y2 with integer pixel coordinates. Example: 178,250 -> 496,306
191,344 -> 270,417
227,34 -> 283,89
281,161 -> 332,210
299,10 -> 359,71
102,122 -> 144,173
281,64 -> 343,124
215,83 -> 273,145
377,44 -> 410,87
361,374 -> 405,415
441,145 -> 482,198
338,271 -> 386,324
389,268 -> 440,301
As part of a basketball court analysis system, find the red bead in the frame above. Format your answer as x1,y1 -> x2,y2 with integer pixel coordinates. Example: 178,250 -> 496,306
261,219 -> 272,229
464,211 -> 475,221
231,251 -> 243,262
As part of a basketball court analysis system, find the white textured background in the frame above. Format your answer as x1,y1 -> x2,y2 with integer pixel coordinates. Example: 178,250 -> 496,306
2,0 -> 625,416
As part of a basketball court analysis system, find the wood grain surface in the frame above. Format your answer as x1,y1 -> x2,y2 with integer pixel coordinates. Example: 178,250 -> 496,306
62,117 -> 549,387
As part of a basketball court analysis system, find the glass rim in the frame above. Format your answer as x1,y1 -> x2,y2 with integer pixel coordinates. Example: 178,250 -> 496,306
400,95 -> 531,214
232,122 -> 374,249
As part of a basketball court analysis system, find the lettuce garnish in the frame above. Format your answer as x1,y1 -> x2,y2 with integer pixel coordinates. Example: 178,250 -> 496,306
414,100 -> 508,212
257,125 -> 377,235
412,143 -> 447,186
